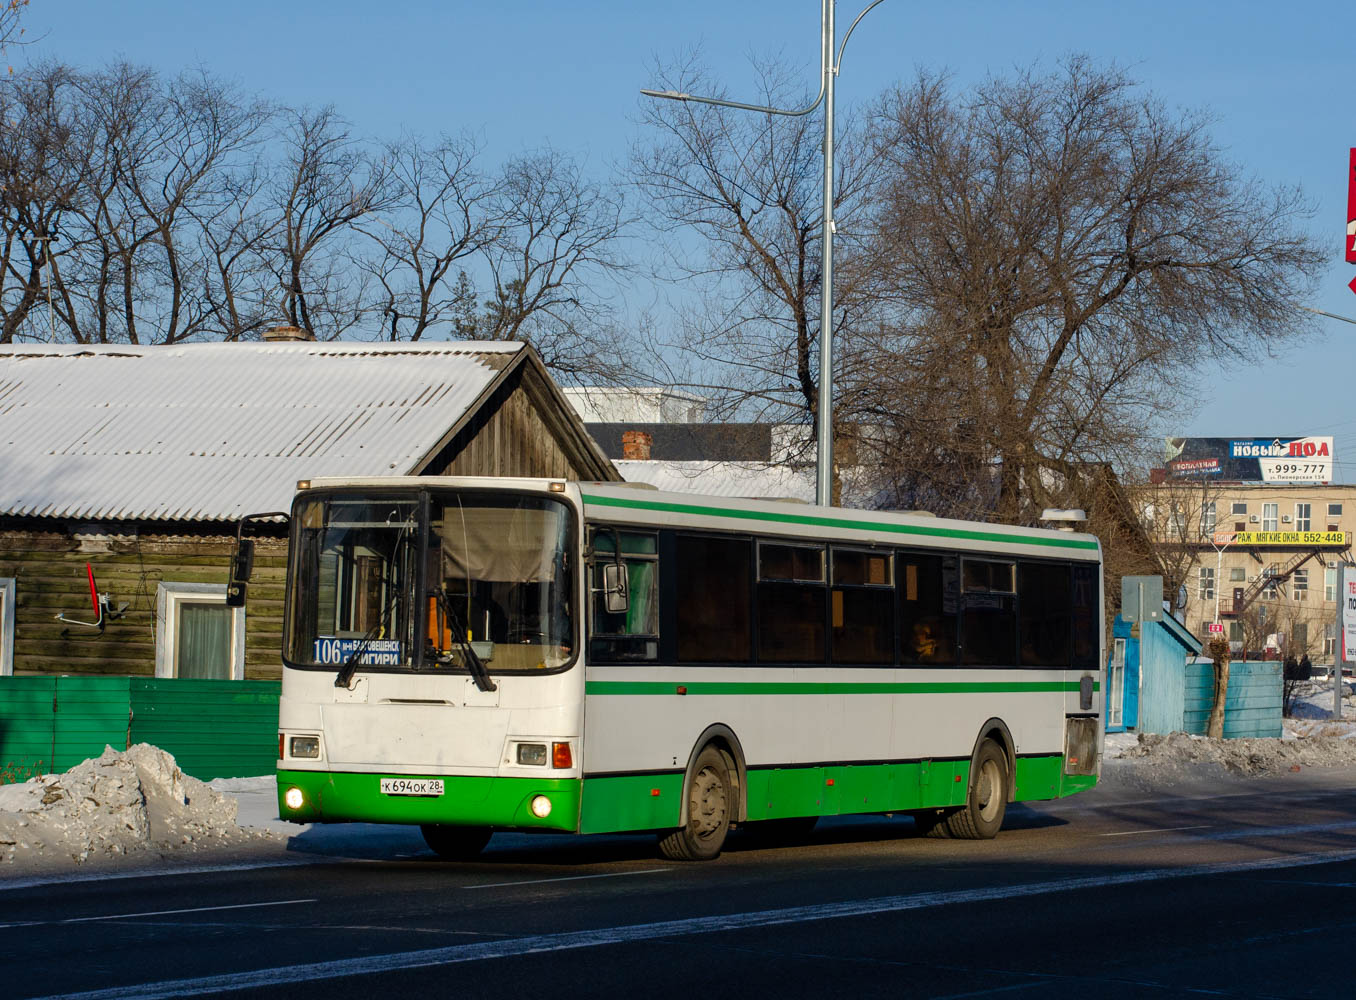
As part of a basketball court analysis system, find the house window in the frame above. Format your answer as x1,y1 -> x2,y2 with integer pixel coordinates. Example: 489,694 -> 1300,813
1197,566 -> 1215,601
1293,569 -> 1308,602
1199,501 -> 1216,535
1293,622 -> 1308,649
1326,623 -> 1337,657
1295,503 -> 1312,532
1229,567 -> 1246,582
1326,567 -> 1338,603
1262,503 -> 1278,532
1229,621 -> 1244,643
155,582 -> 244,680
1329,503 -> 1343,518
1231,502 -> 1248,516
0,578 -> 14,676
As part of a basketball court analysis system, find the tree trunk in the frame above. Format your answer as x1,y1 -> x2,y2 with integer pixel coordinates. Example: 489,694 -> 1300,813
1206,637 -> 1231,739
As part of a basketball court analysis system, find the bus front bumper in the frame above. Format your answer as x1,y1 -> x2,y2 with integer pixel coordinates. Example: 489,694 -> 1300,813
276,769 -> 581,832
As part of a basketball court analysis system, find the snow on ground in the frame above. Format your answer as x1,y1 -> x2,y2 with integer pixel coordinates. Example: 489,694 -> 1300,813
5,678 -> 1356,880
0,744 -> 284,876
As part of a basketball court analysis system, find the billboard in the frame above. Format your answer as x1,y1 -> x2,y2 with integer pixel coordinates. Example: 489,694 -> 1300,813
1164,436 -> 1334,484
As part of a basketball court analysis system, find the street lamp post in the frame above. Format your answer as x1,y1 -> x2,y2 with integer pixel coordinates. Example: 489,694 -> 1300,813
642,0 -> 885,507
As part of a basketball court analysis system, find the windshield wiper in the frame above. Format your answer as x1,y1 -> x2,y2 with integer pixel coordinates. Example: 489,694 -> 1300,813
334,619 -> 385,689
433,588 -> 497,693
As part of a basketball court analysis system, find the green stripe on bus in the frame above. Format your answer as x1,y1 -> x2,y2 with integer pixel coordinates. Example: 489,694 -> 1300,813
585,680 -> 1098,696
580,493 -> 1100,551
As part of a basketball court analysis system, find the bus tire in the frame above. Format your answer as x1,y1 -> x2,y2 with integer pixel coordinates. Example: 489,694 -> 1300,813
938,739 -> 1008,840
420,824 -> 492,860
658,745 -> 732,861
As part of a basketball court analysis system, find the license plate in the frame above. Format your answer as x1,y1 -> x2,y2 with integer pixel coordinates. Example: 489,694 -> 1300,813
380,777 -> 444,797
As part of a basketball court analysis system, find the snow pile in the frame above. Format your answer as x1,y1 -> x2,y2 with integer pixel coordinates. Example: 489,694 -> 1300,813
0,743 -> 280,869
1114,730 -> 1356,776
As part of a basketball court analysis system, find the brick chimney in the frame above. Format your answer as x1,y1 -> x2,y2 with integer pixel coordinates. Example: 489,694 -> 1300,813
262,324 -> 314,342
621,430 -> 653,461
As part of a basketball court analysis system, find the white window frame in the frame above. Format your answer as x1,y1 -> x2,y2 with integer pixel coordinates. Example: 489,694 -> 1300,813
1262,563 -> 1279,600
1329,503 -> 1343,518
1229,567 -> 1246,582
0,577 -> 14,676
1197,566 -> 1215,601
1295,503 -> 1312,532
1292,568 -> 1308,602
1326,567 -> 1337,603
1231,502 -> 1248,516
155,582 -> 245,680
1199,501 -> 1216,535
1262,503 -> 1278,532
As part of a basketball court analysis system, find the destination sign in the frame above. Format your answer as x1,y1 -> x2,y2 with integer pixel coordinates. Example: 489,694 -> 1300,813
1231,531 -> 1349,547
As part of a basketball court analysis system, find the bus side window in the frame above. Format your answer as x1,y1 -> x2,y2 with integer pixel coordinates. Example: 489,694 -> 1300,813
831,548 -> 893,665
1071,563 -> 1099,669
757,541 -> 827,664
675,534 -> 753,663
898,552 -> 957,666
959,558 -> 1017,666
1018,561 -> 1072,667
589,530 -> 659,662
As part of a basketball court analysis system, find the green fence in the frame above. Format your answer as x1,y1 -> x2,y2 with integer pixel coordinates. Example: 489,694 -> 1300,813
0,677 -> 280,782
1183,660 -> 1283,739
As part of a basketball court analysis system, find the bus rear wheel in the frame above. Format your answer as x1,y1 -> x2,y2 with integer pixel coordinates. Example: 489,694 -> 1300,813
421,824 -> 492,860
658,746 -> 732,861
928,739 -> 1009,840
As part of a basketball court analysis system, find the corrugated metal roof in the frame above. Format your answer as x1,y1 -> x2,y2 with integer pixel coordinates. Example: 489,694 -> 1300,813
613,460 -> 817,500
0,341 -> 524,522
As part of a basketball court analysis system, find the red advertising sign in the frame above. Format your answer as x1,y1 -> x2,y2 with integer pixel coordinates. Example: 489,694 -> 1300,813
1349,148 -> 1356,264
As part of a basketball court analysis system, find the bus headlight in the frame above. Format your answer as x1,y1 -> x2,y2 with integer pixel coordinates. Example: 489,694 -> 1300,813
530,795 -> 552,818
283,786 -> 305,811
289,736 -> 320,759
516,743 -> 548,766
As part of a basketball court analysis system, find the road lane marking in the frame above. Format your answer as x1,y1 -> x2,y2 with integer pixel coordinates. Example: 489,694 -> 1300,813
0,899 -> 316,929
467,868 -> 671,889
1099,825 -> 1210,837
24,847 -> 1356,1000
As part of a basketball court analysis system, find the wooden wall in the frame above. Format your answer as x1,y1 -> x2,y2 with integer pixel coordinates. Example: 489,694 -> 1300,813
0,526 -> 287,680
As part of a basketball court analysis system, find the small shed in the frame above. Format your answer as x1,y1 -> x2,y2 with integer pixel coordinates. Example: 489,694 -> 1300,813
1107,613 -> 1203,734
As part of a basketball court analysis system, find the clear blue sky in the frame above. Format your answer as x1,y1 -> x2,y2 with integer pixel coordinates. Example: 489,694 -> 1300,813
18,1 -> 1356,476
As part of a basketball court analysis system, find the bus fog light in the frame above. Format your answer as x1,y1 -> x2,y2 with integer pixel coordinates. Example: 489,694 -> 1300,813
530,794 -> 552,818
289,736 -> 320,759
516,743 -> 548,766
283,786 -> 305,811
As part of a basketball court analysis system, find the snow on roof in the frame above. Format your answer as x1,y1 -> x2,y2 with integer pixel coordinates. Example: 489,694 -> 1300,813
613,460 -> 816,500
0,340 -> 524,523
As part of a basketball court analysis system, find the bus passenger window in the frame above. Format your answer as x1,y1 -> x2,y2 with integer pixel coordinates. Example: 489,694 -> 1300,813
1072,563 -> 1099,669
960,558 -> 1016,666
758,542 -> 827,664
589,531 -> 659,662
1018,561 -> 1072,667
676,535 -> 752,663
831,548 -> 893,665
898,553 -> 957,666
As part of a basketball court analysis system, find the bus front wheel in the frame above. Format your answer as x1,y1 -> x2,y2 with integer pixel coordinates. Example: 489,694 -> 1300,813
421,824 -> 492,860
658,745 -> 732,861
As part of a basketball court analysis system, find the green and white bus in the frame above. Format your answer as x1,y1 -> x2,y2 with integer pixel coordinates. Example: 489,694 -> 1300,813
270,476 -> 1103,861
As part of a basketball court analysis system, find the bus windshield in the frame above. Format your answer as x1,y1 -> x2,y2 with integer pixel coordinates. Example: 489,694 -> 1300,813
284,490 -> 575,673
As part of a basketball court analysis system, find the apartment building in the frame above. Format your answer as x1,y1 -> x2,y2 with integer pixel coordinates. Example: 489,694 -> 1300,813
1153,482 -> 1354,663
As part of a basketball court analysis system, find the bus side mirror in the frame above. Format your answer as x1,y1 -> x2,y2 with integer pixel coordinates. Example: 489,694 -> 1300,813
602,562 -> 629,614
226,538 -> 255,608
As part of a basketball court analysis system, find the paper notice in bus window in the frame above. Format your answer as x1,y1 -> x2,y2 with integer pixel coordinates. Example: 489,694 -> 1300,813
905,564 -> 918,601
869,556 -> 887,585
313,637 -> 404,665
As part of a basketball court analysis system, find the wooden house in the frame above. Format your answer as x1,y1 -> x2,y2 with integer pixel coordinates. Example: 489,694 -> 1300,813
0,339 -> 618,683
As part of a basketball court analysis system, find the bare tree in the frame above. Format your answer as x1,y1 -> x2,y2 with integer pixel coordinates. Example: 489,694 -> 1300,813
632,56 -> 886,465
267,106 -> 392,340
455,147 -> 632,383
866,58 -> 1325,523
356,131 -> 493,342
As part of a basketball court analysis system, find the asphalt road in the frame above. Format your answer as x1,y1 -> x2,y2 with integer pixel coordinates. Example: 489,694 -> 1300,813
6,765 -> 1356,1000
